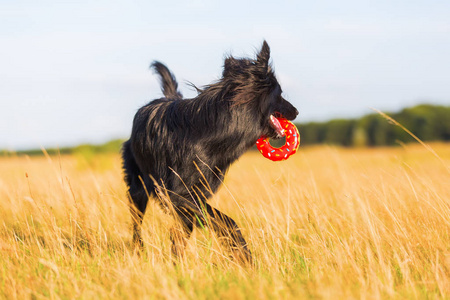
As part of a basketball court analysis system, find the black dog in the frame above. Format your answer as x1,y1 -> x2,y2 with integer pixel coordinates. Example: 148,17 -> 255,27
122,41 -> 298,262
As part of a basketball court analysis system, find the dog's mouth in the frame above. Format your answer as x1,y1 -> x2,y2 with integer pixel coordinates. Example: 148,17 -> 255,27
270,114 -> 285,138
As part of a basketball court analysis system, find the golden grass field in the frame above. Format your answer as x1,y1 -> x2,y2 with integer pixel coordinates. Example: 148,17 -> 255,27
1,143 -> 449,299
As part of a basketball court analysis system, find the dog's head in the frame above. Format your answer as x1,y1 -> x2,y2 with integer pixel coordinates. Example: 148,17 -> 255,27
223,41 -> 299,139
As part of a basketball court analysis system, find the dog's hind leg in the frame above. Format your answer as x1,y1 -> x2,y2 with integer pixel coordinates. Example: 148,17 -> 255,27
128,188 -> 148,251
122,140 -> 149,251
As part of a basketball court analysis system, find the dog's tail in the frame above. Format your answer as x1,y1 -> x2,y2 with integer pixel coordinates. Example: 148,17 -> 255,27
150,61 -> 183,100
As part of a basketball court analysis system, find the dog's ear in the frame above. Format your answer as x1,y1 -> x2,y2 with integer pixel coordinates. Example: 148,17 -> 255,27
223,56 -> 237,76
257,40 -> 270,70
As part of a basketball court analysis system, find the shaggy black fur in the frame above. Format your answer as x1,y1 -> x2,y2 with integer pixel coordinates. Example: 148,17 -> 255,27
122,41 -> 298,262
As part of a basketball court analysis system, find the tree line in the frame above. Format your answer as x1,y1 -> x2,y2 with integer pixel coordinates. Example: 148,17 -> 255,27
1,139 -> 124,157
297,104 -> 450,147
2,104 -> 449,156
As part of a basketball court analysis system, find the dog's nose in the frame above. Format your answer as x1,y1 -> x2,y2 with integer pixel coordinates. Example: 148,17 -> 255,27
295,108 -> 299,116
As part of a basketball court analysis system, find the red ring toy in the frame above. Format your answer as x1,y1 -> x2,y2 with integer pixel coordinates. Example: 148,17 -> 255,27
256,118 -> 300,161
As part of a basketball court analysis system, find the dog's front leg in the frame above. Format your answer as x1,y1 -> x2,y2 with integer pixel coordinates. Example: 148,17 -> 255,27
204,203 -> 252,264
170,206 -> 195,259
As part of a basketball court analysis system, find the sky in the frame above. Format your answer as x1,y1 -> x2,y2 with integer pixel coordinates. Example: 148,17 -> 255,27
1,0 -> 449,150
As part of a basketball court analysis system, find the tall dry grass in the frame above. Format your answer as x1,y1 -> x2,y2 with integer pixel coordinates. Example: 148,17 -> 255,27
0,144 -> 449,299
